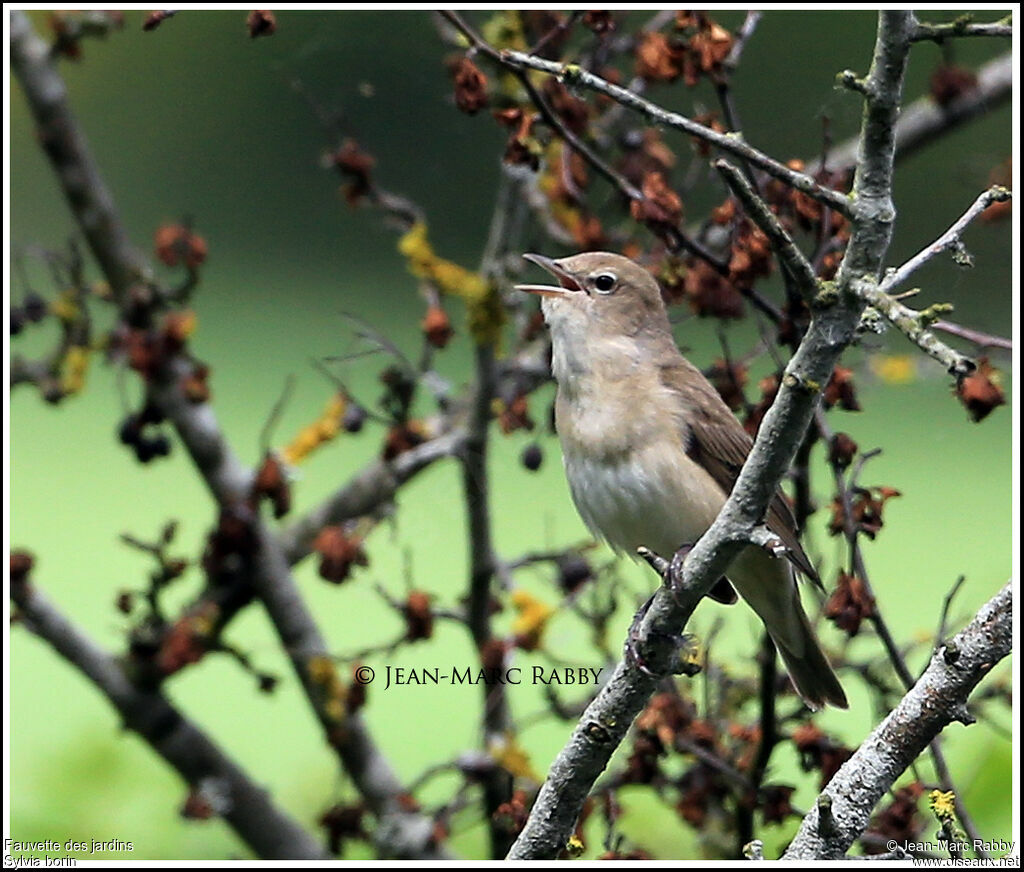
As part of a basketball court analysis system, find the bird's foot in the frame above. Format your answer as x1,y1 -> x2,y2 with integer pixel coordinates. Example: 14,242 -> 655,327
624,595 -> 702,678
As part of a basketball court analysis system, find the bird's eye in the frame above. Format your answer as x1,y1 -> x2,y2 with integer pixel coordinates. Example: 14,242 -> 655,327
593,273 -> 616,294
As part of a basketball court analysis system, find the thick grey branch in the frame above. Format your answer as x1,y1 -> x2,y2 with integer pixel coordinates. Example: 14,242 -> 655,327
9,11 -> 149,306
783,583 -> 1012,859
10,13 -> 450,858
508,12 -> 917,860
11,579 -> 330,860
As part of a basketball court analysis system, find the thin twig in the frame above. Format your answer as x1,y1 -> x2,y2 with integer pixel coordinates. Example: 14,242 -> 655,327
931,320 -> 1012,351
714,159 -> 820,299
878,186 -> 1011,295
911,14 -> 1013,42
496,48 -> 854,217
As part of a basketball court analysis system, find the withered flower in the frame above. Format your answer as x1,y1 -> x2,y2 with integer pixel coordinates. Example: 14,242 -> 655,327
956,357 -> 1005,422
450,56 -> 489,115
246,10 -> 277,39
313,526 -> 369,583
823,570 -> 876,635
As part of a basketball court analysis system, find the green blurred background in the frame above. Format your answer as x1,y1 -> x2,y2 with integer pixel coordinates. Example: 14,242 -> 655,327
9,9 -> 1012,860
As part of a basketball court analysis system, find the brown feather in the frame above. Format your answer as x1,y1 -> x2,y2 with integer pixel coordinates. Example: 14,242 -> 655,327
657,355 -> 821,587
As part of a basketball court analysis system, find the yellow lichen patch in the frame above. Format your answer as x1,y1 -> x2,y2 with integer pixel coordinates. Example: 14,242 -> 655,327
481,10 -> 526,52
280,392 -> 347,465
59,345 -> 92,395
398,222 -> 503,346
306,655 -> 348,724
50,289 -> 80,323
565,835 -> 585,858
488,732 -> 540,782
511,589 -> 555,651
929,789 -> 957,821
870,353 -> 917,385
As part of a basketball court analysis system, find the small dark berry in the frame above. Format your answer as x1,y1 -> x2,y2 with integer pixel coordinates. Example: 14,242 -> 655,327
135,439 -> 158,463
151,434 -> 172,457
42,384 -> 64,404
118,414 -> 143,446
521,442 -> 543,471
558,554 -> 593,593
343,403 -> 367,433
23,293 -> 48,323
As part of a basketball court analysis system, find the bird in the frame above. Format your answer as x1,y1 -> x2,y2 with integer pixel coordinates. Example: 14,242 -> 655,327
515,250 -> 848,710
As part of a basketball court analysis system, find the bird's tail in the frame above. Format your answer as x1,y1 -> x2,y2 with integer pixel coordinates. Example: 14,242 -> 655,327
727,546 -> 848,711
771,608 -> 849,711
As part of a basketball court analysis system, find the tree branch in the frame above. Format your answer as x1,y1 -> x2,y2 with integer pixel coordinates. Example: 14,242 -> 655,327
783,583 -> 1011,859
507,11 -> 918,859
911,14 -> 1013,42
809,53 -> 1011,175
11,575 -> 330,860
9,11 -> 149,307
10,13 -> 450,858
878,186 -> 1011,295
494,48 -> 853,217
279,429 -> 465,563
714,158 -> 820,299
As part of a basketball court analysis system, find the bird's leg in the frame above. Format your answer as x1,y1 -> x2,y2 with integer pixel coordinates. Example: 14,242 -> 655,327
666,542 -> 696,605
624,595 -> 660,678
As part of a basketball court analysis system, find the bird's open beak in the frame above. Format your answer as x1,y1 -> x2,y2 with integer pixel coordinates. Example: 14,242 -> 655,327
515,253 -> 583,297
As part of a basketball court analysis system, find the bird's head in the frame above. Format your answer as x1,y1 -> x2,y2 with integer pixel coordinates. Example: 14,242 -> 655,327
515,251 -> 669,341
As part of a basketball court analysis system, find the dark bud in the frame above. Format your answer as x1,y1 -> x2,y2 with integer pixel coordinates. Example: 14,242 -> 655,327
319,803 -> 367,855
10,551 -> 35,586
521,442 -> 543,472
116,590 -> 134,614
342,402 -> 367,433
929,64 -> 977,108
142,10 -> 175,31
828,432 -> 858,471
180,789 -> 214,821
956,358 -> 1005,422
557,553 -> 593,594
246,10 -> 277,39
23,293 -> 48,323
151,434 -> 172,457
583,10 -> 615,34
421,305 -> 454,348
823,366 -> 861,411
760,784 -> 796,825
42,383 -> 65,405
139,401 -> 166,426
403,591 -> 434,642
450,56 -> 489,115
134,439 -> 158,464
119,414 -> 143,446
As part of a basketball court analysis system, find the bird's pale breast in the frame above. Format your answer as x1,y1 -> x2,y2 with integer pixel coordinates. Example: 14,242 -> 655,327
556,372 -> 726,558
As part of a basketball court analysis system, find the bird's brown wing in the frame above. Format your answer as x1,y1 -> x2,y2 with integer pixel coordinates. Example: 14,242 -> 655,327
659,357 -> 821,587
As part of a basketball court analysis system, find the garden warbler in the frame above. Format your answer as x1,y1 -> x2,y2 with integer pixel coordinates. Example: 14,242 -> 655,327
516,251 -> 847,710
